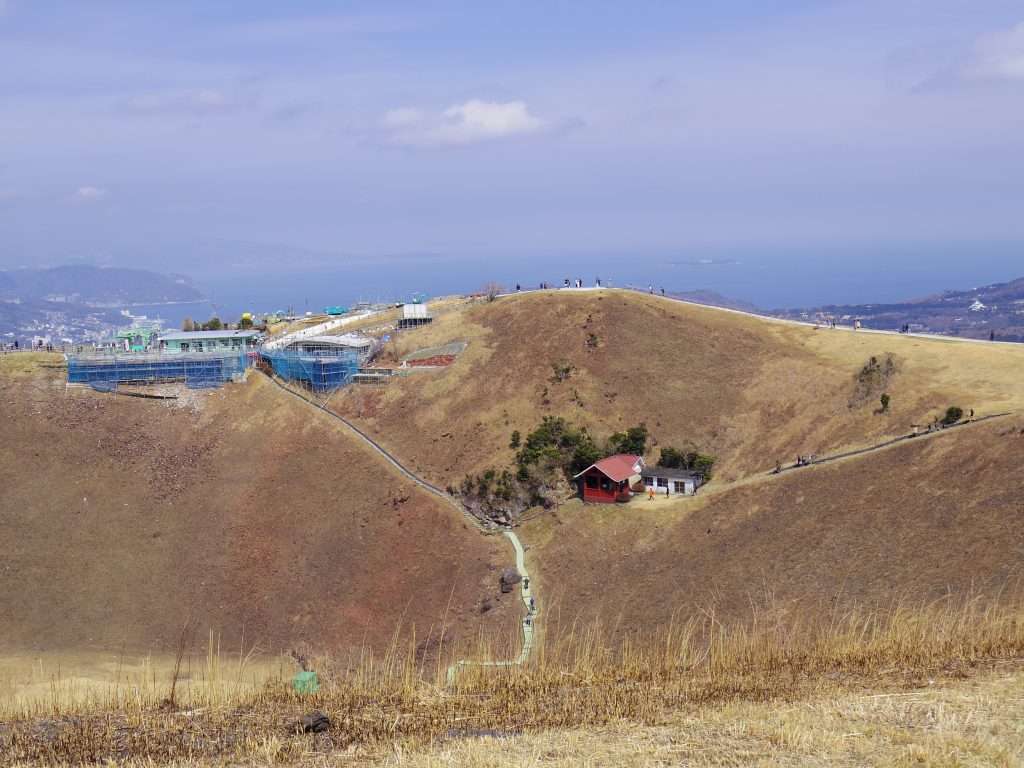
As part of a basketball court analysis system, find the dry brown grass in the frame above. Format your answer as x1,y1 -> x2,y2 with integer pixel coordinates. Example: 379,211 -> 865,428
1,596 -> 1021,766
395,668 -> 1024,767
332,290 -> 1024,488
525,413 -> 1024,637
0,360 -> 511,657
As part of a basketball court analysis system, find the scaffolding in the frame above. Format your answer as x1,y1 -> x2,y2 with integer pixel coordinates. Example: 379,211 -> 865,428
260,347 -> 360,391
66,350 -> 250,390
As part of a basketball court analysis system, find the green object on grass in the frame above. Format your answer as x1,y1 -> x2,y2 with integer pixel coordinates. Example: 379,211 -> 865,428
293,671 -> 318,694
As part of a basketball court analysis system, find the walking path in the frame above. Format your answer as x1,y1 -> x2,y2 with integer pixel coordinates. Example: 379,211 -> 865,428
446,530 -> 535,683
260,371 -> 537,680
703,412 -> 1012,499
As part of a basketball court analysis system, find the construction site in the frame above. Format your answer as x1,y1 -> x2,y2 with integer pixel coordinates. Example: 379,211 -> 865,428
62,297 -> 457,394
66,349 -> 252,391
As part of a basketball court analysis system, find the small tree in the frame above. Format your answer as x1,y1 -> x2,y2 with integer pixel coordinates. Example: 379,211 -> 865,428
942,406 -> 963,426
880,393 -> 890,412
482,282 -> 506,302
238,316 -> 254,330
509,430 -> 521,449
609,424 -> 649,456
202,317 -> 223,331
181,317 -> 195,332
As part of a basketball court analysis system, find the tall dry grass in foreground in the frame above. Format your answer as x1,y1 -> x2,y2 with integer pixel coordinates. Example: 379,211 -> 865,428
2,596 -> 1022,766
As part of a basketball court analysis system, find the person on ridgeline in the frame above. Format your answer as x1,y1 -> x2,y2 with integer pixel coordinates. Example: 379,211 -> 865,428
661,287 -> 666,296
990,329 -> 996,341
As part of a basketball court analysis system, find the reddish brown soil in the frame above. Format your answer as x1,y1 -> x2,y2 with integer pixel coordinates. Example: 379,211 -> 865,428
0,359 -> 515,658
406,355 -> 456,367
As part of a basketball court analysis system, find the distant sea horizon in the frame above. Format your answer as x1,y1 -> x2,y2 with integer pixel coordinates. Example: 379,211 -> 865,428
128,245 -> 1023,330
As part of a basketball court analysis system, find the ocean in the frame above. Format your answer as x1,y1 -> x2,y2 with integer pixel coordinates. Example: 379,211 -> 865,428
126,244 -> 1023,329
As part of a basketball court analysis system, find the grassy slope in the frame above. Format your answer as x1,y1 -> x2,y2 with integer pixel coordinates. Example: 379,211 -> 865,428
334,290 -> 1024,486
0,355 -> 512,656
330,290 -> 1024,630
524,414 -> 1024,633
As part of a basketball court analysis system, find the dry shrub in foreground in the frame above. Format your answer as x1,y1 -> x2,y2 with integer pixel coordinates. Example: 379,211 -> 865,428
2,596 -> 1022,766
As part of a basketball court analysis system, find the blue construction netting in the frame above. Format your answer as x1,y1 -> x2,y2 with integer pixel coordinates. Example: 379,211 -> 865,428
260,347 -> 360,390
67,351 -> 249,389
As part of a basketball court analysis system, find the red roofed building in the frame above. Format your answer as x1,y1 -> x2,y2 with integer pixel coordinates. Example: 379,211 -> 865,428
573,454 -> 645,503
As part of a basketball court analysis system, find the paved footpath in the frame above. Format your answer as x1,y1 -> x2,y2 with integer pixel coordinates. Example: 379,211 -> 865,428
446,529 -> 535,683
261,372 -> 536,681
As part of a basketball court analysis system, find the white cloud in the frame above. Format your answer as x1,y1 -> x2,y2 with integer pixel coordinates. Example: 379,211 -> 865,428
962,21 -> 1024,81
379,99 -> 548,148
75,186 -> 107,201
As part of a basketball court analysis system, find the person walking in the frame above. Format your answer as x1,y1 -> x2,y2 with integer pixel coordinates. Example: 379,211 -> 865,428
648,487 -> 654,501
990,329 -> 996,341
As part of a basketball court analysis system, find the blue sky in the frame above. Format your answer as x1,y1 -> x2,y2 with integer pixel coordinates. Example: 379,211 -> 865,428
1,1 -> 1023,275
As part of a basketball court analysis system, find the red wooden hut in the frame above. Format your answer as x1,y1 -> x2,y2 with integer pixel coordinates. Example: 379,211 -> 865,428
573,454 -> 645,503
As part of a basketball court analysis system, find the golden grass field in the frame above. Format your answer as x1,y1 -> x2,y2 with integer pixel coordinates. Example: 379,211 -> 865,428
3,292 -> 1023,765
1,596 -> 1022,765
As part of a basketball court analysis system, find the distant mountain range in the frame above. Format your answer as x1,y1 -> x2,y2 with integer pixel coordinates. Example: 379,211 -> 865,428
771,276 -> 1024,342
0,266 -> 204,343
0,265 -> 203,306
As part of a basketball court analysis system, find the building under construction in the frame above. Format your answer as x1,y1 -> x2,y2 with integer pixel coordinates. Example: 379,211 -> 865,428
66,350 -> 252,390
259,346 -> 361,391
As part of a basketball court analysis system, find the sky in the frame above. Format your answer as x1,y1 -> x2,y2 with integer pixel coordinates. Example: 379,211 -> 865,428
0,1 -> 1023,303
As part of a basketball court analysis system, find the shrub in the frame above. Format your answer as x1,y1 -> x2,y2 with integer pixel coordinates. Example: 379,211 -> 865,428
608,424 -> 648,456
550,362 -> 575,383
850,353 -> 899,408
942,406 -> 963,426
880,393 -> 890,412
587,332 -> 599,348
658,445 -> 717,482
509,430 -> 521,449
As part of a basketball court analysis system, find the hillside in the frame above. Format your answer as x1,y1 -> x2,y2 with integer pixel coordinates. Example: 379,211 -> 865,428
333,289 -> 1024,487
0,355 -> 513,658
523,413 -> 1024,634
326,289 -> 1024,632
